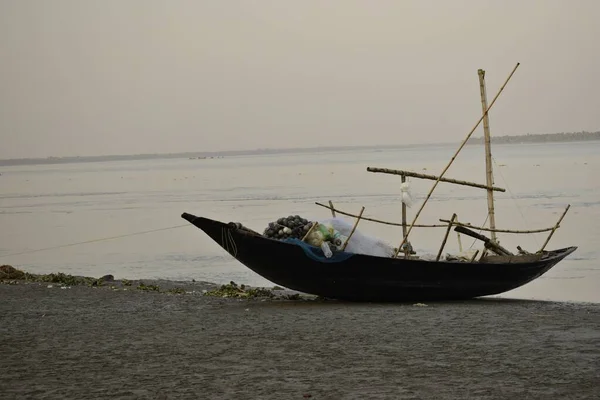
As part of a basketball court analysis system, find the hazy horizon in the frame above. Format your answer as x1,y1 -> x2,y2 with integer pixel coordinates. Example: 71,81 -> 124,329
2,0 -> 599,159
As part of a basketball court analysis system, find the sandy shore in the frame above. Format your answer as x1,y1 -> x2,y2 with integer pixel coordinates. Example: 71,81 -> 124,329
1,278 -> 599,400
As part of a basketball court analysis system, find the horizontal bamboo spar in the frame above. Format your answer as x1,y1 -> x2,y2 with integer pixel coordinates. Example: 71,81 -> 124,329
367,167 -> 506,192
314,202 -> 447,228
439,219 -> 555,234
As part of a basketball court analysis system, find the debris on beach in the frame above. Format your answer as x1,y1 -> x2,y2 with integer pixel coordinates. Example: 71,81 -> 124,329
136,282 -> 160,292
0,266 -> 310,301
203,281 -> 308,301
203,281 -> 275,299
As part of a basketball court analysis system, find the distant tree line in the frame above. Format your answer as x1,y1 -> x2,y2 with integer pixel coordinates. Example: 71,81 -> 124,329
2,131 -> 598,167
467,131 -> 600,145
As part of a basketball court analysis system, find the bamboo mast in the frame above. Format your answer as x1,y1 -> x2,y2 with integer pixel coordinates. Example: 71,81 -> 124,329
392,62 -> 521,258
401,174 -> 408,257
478,69 -> 498,242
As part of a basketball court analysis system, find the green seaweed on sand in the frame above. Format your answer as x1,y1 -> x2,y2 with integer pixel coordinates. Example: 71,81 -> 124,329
1,266 -> 309,301
204,281 -> 275,299
37,273 -> 99,287
137,282 -> 160,292
1,266 -> 113,288
0,265 -> 110,286
25,271 -> 92,286
1,265 -> 25,280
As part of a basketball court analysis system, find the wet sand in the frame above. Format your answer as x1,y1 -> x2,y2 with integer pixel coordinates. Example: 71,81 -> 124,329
1,280 -> 599,400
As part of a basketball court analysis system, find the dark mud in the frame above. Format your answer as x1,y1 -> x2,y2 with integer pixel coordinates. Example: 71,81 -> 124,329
1,280 -> 599,400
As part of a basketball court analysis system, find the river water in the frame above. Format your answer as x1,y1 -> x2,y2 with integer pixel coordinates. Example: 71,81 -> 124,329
1,141 -> 598,303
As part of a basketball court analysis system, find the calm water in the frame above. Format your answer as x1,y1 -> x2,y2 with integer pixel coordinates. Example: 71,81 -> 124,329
1,141 -> 599,303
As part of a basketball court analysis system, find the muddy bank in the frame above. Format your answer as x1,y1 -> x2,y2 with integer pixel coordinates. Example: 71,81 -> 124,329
1,277 -> 599,400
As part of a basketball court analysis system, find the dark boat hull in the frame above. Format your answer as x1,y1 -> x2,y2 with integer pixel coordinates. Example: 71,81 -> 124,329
182,213 -> 577,302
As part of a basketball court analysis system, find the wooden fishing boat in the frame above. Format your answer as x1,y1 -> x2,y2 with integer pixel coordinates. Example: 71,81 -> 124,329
181,213 -> 576,301
181,64 -> 577,301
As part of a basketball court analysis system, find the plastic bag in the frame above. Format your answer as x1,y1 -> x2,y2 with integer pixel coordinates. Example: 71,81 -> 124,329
304,222 -> 346,247
317,217 -> 395,258
400,181 -> 413,208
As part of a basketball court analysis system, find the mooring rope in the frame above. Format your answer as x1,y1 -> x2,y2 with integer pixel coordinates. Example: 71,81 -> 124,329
468,213 -> 490,250
0,224 -> 191,259
466,156 -> 537,250
491,156 -> 540,248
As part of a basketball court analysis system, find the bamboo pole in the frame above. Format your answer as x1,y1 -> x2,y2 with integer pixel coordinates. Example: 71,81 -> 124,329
393,62 -> 521,258
454,225 -> 514,256
538,204 -> 570,252
456,214 -> 463,252
469,250 -> 480,263
366,168 -> 506,192
301,222 -> 318,242
517,246 -> 532,255
401,175 -> 408,238
341,207 -> 365,251
328,200 -> 336,218
478,69 -> 498,242
401,174 -> 408,258
314,202 -> 553,233
479,248 -> 488,261
314,202 -> 447,228
436,213 -> 457,261
439,219 -> 555,234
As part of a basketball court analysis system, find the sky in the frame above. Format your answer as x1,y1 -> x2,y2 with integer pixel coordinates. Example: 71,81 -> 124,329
1,0 -> 599,159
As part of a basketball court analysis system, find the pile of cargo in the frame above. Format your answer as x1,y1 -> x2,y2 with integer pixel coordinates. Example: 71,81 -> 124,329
262,215 -> 313,240
261,215 -> 395,259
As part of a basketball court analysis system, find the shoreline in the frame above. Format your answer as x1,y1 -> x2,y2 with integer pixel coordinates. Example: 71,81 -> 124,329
2,265 -> 599,306
2,266 -> 599,306
2,134 -> 598,167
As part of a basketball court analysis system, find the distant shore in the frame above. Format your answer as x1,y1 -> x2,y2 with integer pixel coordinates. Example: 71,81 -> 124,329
1,131 -> 598,167
466,131 -> 600,145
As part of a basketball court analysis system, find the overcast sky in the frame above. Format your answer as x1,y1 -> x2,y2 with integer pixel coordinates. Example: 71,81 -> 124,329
1,0 -> 598,158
